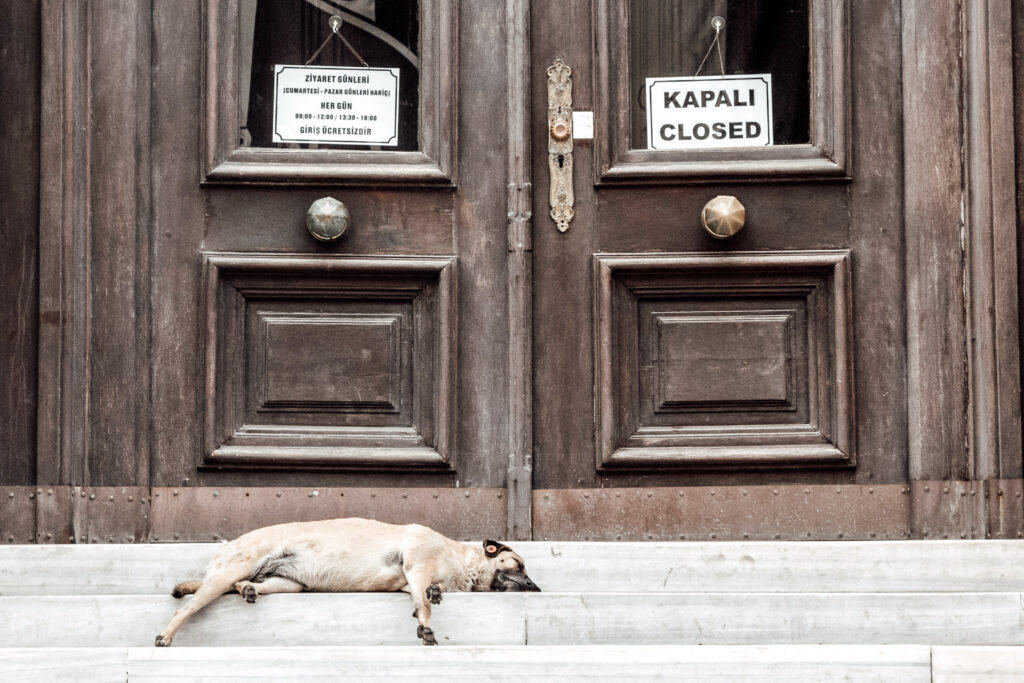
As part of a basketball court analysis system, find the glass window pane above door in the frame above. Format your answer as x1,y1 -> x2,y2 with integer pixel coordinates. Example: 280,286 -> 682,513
238,0 -> 420,151
629,0 -> 810,149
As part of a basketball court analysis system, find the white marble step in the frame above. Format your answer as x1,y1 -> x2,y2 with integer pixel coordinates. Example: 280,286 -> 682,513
932,646 -> 1024,682
3,539 -> 1024,595
2,591 -> 1022,648
0,645 -> 943,682
7,645 -> 1024,682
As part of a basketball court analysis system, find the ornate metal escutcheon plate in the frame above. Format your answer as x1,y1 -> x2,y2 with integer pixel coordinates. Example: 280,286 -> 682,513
548,59 -> 574,232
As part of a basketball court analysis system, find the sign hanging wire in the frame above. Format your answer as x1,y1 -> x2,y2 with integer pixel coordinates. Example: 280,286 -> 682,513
694,16 -> 726,77
306,15 -> 369,67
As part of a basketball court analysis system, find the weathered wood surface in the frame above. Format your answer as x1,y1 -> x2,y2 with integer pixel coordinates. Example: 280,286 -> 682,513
0,0 -> 40,486
963,0 -> 1023,480
902,0 -> 970,480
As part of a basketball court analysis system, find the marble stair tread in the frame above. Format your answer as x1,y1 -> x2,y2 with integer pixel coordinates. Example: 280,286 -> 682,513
4,540 -> 1024,595
1,591 -> 1022,648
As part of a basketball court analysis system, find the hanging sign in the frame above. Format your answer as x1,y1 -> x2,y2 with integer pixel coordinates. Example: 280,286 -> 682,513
273,65 -> 399,146
645,74 -> 773,150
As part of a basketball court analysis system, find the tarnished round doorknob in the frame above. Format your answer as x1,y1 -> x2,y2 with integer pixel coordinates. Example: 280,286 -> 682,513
701,195 -> 745,239
306,196 -> 350,242
550,118 -> 571,142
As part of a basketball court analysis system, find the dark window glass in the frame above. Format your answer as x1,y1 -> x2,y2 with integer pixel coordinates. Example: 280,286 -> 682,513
629,0 -> 810,148
240,0 -> 419,150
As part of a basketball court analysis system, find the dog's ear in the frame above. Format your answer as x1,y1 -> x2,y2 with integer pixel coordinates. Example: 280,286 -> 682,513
483,540 -> 511,557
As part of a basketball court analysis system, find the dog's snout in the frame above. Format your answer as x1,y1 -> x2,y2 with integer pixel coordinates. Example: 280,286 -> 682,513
492,570 -> 541,592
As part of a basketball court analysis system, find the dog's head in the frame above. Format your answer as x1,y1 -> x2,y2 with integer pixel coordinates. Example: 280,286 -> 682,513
481,540 -> 541,592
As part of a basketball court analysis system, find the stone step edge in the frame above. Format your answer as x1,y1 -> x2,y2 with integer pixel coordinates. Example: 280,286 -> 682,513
2,645 -> 1022,681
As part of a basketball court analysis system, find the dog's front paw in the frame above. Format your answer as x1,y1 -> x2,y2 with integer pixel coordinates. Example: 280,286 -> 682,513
426,584 -> 442,605
417,625 -> 438,646
154,634 -> 171,647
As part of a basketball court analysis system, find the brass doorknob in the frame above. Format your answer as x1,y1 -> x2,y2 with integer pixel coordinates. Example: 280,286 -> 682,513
701,195 -> 745,239
306,197 -> 350,242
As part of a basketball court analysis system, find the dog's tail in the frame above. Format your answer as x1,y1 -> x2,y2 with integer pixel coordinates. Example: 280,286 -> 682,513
171,580 -> 202,598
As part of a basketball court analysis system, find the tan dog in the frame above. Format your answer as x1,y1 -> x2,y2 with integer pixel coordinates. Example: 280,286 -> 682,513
154,517 -> 540,647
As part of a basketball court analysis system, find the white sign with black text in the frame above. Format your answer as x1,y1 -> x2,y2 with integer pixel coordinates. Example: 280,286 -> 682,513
273,65 -> 399,146
646,74 -> 773,150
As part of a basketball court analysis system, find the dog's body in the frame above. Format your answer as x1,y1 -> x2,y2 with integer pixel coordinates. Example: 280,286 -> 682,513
155,517 -> 539,647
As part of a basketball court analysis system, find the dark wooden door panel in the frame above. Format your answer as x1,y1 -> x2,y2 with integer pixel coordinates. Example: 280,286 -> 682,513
145,0 -> 511,505
532,0 -> 906,497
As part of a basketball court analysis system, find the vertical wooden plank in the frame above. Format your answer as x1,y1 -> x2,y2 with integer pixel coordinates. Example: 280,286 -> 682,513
902,0 -> 970,480
454,0 -> 510,489
0,0 -> 41,485
1016,0 -> 1024,475
150,0 -> 205,488
506,0 -> 533,539
532,0 -> 600,489
86,0 -> 152,486
848,0 -> 908,483
963,0 -> 1022,480
37,0 -> 90,486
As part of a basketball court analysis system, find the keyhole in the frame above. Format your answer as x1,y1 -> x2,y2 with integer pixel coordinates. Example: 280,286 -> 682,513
557,154 -> 565,169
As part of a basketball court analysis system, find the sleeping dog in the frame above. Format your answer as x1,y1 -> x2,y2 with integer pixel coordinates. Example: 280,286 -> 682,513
154,517 -> 540,647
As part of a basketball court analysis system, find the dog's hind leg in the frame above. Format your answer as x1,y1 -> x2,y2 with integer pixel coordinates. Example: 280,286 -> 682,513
155,570 -> 246,647
234,576 -> 305,603
402,563 -> 440,645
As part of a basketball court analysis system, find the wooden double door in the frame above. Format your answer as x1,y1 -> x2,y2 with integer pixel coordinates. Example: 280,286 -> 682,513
5,0 -> 1021,544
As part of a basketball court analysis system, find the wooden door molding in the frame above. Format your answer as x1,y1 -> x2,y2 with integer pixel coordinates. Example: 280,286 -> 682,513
593,0 -> 850,184
202,0 -> 457,186
594,250 -> 854,470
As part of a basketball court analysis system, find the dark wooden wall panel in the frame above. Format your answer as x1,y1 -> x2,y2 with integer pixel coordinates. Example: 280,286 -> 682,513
0,0 -> 41,484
